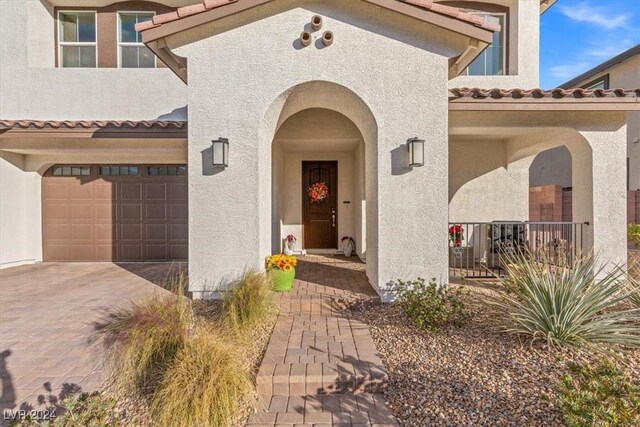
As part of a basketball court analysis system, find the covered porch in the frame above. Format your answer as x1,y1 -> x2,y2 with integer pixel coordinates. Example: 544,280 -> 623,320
447,88 -> 639,278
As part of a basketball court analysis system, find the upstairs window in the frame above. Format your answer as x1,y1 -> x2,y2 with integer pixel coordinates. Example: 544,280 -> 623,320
58,11 -> 97,67
468,14 -> 505,76
584,75 -> 609,90
118,12 -> 155,68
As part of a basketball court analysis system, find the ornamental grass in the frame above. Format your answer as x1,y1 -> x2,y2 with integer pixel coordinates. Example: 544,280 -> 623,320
486,251 -> 640,352
222,268 -> 275,334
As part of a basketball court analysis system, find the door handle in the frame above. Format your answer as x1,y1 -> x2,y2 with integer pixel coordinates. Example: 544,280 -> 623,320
332,208 -> 336,228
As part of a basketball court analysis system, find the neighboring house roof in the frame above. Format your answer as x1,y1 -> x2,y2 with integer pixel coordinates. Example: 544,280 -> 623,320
449,87 -> 640,111
135,0 -> 501,83
560,44 -> 640,89
539,0 -> 557,14
0,120 -> 188,138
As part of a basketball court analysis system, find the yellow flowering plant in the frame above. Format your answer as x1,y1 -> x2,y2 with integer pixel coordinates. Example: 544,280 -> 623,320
265,254 -> 298,273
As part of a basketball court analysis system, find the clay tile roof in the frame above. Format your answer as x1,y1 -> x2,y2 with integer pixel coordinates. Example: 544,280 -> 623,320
135,0 -> 501,33
450,87 -> 640,100
0,120 -> 187,130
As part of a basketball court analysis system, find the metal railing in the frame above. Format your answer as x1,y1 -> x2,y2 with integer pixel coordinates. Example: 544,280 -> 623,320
448,221 -> 589,278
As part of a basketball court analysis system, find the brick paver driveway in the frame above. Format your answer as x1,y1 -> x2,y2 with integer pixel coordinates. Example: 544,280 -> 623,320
0,262 -> 185,418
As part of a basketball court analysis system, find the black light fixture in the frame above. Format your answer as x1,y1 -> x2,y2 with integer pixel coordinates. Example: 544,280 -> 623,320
407,137 -> 424,167
211,138 -> 229,168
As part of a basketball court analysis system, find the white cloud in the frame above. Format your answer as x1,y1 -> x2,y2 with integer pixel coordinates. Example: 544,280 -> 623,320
584,42 -> 634,59
558,2 -> 630,29
548,62 -> 592,79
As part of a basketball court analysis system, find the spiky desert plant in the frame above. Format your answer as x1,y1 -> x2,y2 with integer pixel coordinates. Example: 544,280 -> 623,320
150,330 -> 253,427
222,269 -> 274,333
486,251 -> 640,351
93,273 -> 192,394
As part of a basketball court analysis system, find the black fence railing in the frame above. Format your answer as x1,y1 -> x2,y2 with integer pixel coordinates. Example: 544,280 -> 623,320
448,221 -> 589,278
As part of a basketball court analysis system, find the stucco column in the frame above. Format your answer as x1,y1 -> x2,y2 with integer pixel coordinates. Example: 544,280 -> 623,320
573,127 -> 628,268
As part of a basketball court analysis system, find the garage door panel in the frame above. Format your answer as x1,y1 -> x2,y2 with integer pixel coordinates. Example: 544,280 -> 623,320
94,183 -> 113,200
146,204 -> 167,220
121,203 -> 142,220
145,183 -> 167,200
95,223 -> 114,240
169,244 -> 188,260
95,244 -> 116,261
146,224 -> 167,240
145,244 -> 167,261
43,164 -> 188,262
69,204 -> 94,220
169,203 -> 188,220
71,224 -> 94,240
69,184 -> 94,200
44,183 -> 68,200
95,203 -> 114,220
169,183 -> 187,200
45,203 -> 69,220
120,223 -> 142,240
70,244 -> 96,261
120,183 -> 142,200
169,223 -> 188,240
46,223 -> 70,240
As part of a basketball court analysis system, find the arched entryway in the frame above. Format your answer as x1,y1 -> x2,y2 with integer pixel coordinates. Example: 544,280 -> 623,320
258,81 -> 379,289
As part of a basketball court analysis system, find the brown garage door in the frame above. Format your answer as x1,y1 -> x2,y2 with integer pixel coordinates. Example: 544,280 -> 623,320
43,164 -> 188,262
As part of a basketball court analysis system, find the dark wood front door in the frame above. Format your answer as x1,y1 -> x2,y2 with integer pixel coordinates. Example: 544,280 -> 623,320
302,161 -> 338,249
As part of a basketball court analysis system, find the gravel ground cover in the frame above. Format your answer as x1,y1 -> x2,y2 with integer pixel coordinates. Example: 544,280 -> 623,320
358,282 -> 639,427
630,250 -> 640,280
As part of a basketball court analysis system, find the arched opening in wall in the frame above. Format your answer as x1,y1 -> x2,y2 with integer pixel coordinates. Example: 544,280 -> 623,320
272,108 -> 365,255
448,128 -> 593,277
259,81 -> 378,285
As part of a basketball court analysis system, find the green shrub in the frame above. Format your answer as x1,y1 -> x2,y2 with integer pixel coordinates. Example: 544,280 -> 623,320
222,269 -> 274,333
487,251 -> 640,351
150,331 -> 253,427
396,278 -> 468,331
93,274 -> 192,394
557,359 -> 640,427
628,224 -> 640,248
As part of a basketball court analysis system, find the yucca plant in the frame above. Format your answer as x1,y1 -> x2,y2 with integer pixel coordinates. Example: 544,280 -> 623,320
150,330 -> 253,427
222,269 -> 274,333
94,273 -> 192,394
486,251 -> 640,351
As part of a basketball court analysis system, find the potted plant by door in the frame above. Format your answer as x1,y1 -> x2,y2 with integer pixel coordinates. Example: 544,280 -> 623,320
284,234 -> 297,255
265,254 -> 298,292
341,236 -> 355,257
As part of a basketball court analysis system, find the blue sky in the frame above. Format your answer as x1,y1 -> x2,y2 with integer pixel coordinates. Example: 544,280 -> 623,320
540,0 -> 640,88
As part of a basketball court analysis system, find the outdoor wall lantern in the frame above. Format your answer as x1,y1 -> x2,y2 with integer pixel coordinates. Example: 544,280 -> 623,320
211,138 -> 229,168
407,137 -> 425,167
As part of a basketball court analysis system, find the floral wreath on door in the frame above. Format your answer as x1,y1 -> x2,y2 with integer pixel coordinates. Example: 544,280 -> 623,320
307,181 -> 329,203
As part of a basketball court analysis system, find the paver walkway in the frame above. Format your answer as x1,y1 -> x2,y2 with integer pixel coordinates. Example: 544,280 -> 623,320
248,255 -> 398,427
0,262 -> 183,424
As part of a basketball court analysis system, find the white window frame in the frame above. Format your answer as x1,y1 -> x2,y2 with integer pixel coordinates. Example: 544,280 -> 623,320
467,12 -> 507,76
117,11 -> 156,68
57,10 -> 98,68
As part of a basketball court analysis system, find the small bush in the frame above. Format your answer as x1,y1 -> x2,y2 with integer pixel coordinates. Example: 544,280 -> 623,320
223,269 -> 274,333
556,359 -> 640,427
628,224 -> 640,248
52,392 -> 118,427
150,331 -> 253,427
487,252 -> 640,351
396,278 -> 468,331
93,274 -> 192,394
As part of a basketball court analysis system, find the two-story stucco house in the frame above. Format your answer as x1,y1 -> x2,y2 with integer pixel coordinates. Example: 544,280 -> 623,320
1,0 -> 638,298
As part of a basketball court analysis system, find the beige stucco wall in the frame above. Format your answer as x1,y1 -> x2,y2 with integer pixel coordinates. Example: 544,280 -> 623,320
0,0 -> 187,120
449,138 -> 532,222
0,155 -> 42,268
447,0 -> 540,88
176,0 -> 467,298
